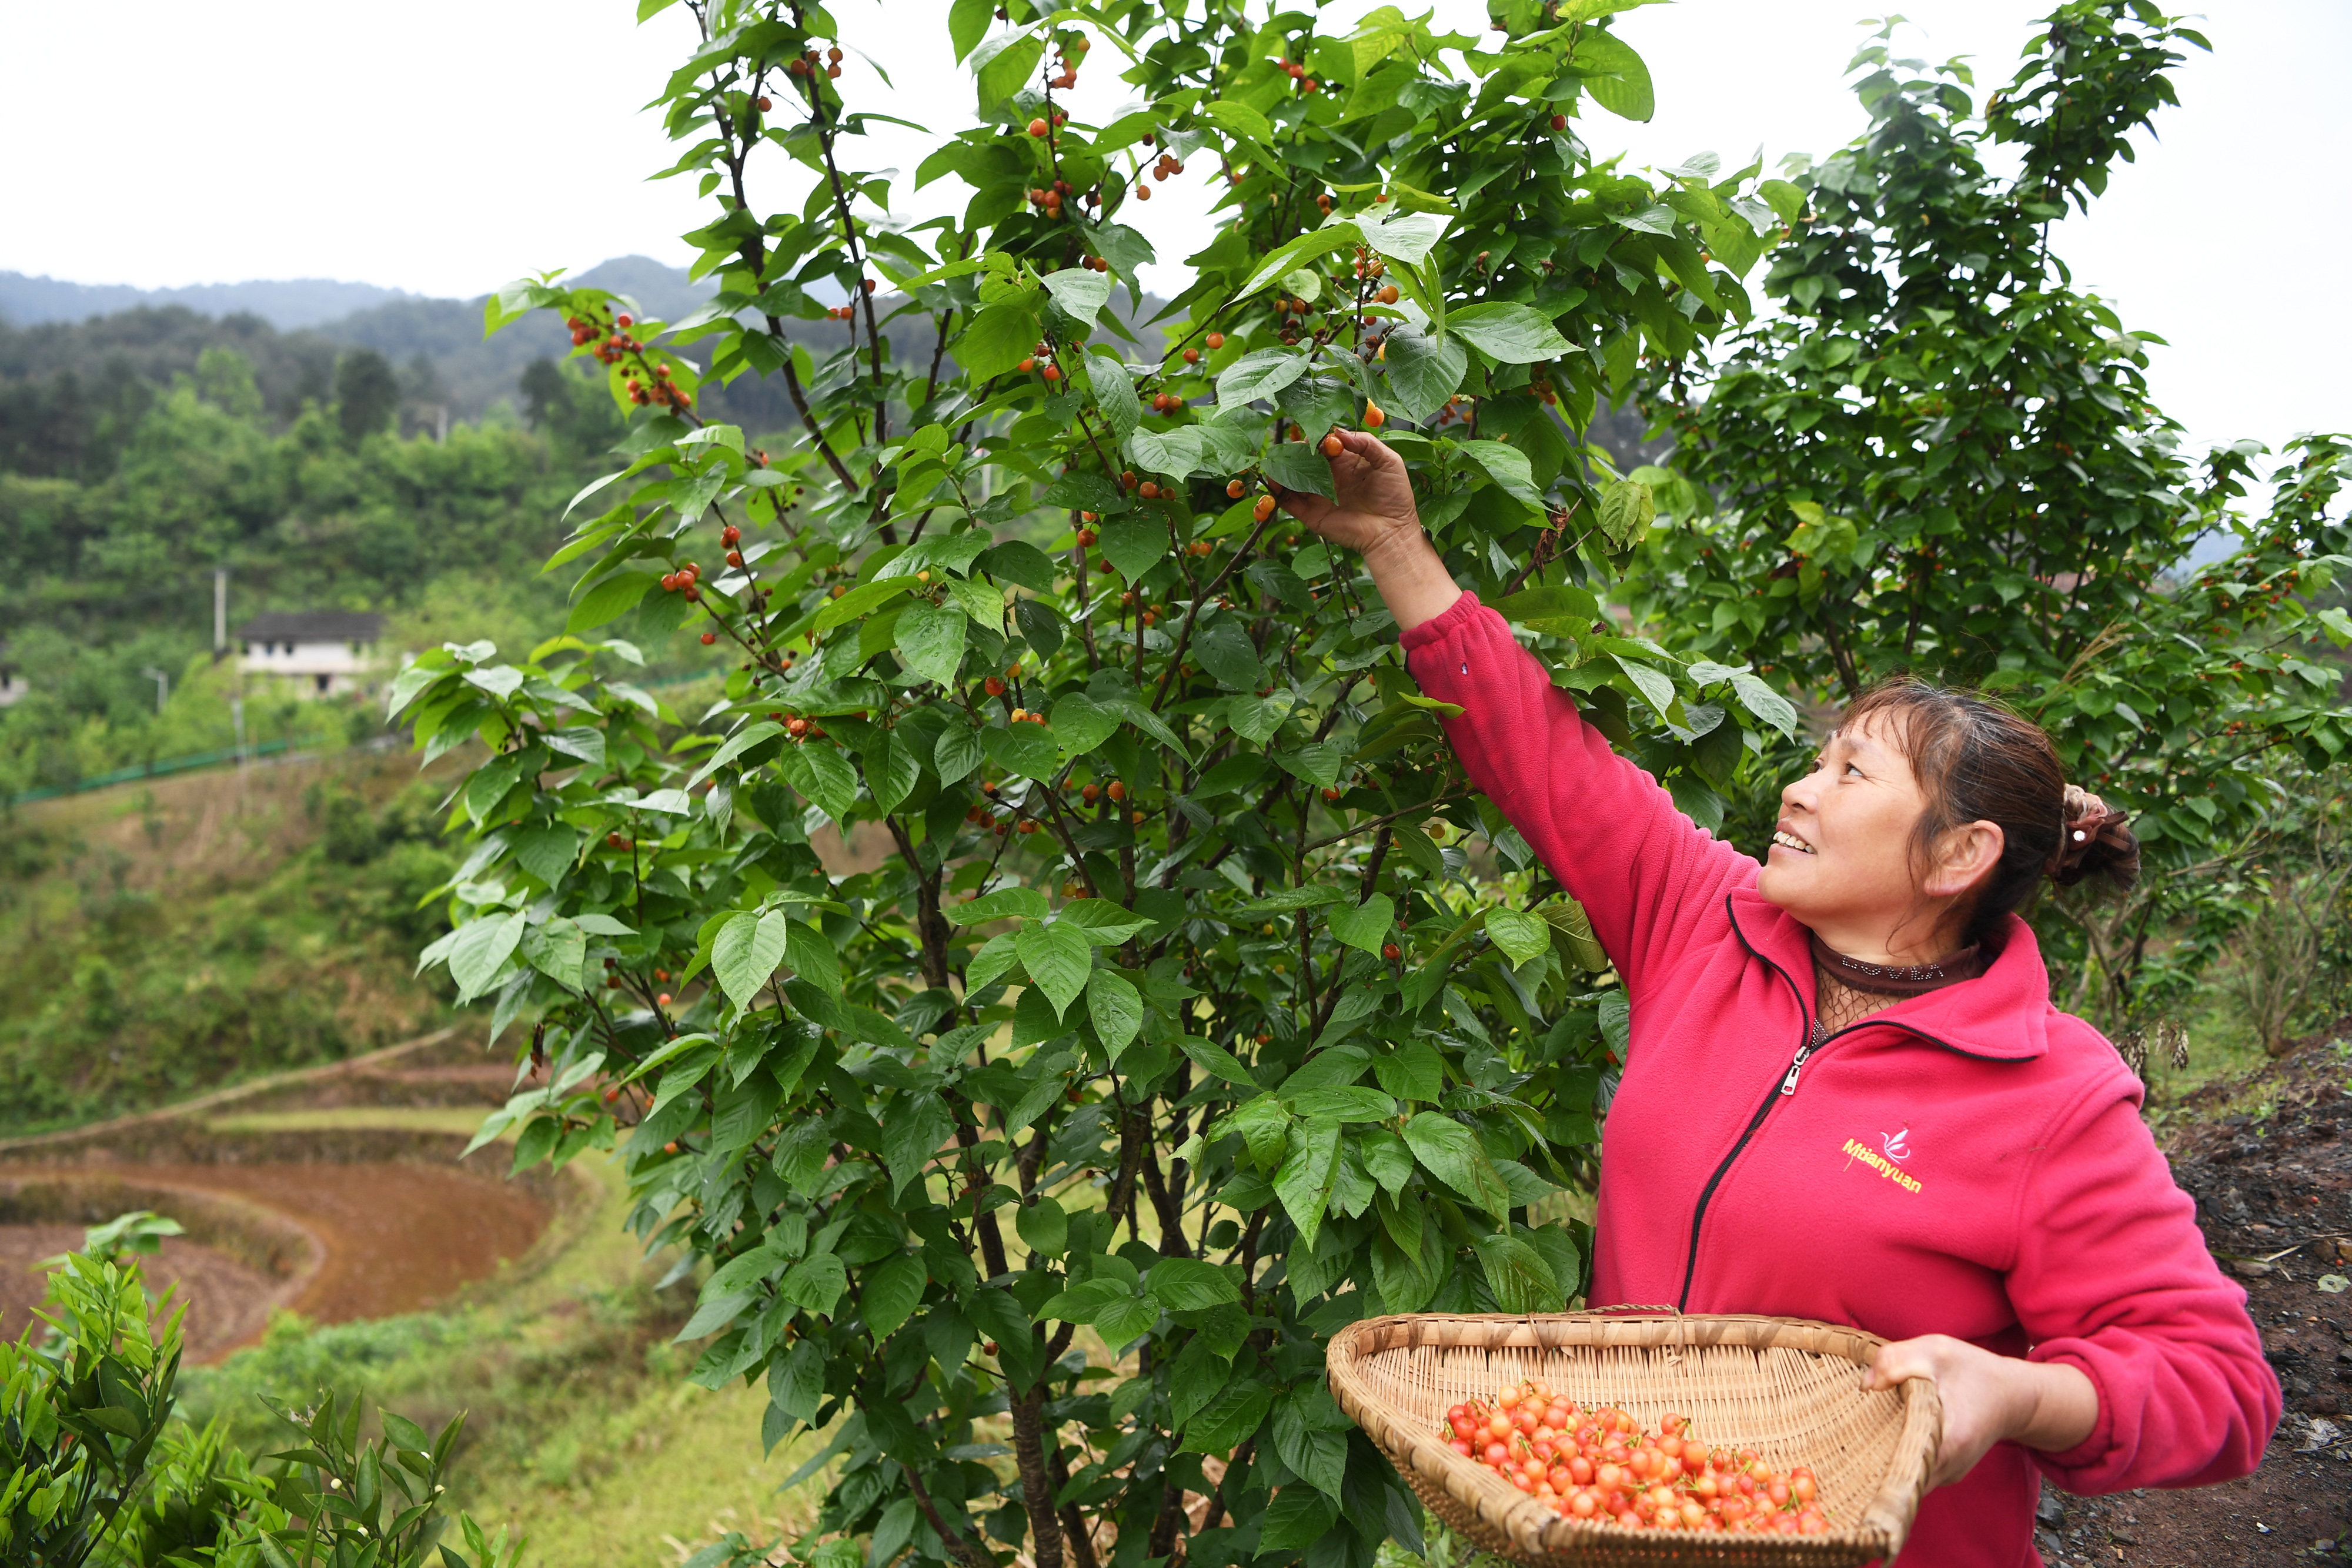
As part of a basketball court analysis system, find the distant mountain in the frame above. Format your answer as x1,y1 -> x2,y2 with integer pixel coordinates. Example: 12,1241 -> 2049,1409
0,273 -> 418,330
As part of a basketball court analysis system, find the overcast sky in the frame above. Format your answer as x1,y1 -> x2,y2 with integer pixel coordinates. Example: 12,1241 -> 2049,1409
7,1 -> 2343,490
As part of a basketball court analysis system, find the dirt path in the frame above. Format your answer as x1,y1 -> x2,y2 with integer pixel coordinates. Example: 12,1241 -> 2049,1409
0,1161 -> 550,1362
2033,1031 -> 2352,1563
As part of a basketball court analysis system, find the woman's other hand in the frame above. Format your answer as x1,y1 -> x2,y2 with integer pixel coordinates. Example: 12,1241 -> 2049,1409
1277,429 -> 1461,632
1863,1333 -> 2099,1489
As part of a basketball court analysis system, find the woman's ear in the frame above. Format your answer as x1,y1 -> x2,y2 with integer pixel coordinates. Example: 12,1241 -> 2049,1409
1925,820 -> 2006,899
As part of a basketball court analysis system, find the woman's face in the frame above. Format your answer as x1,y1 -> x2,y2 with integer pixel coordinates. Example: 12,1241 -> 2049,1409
1757,713 -> 1937,953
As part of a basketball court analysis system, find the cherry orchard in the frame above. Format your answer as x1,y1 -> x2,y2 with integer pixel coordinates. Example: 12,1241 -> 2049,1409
389,4 -> 1799,1568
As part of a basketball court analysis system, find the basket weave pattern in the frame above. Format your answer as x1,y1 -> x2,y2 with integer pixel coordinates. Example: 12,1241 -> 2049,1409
1327,1313 -> 1942,1567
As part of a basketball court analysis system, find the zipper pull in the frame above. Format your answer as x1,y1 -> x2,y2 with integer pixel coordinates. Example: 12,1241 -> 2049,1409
1779,1042 -> 1814,1096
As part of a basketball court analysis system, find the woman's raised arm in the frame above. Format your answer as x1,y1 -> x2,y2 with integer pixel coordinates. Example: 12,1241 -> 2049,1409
1281,433 -> 1752,991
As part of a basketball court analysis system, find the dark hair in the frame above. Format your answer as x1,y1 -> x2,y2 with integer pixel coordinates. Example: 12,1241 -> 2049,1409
1839,676 -> 2141,947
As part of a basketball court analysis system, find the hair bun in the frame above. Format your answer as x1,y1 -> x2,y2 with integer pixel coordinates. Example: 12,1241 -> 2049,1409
2048,784 -> 2140,891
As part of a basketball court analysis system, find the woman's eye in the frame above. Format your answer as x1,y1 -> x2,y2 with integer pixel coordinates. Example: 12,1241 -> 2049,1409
1844,763 -> 1865,778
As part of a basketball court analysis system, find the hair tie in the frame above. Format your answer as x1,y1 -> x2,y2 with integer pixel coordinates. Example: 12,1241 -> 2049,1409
2048,785 -> 2131,878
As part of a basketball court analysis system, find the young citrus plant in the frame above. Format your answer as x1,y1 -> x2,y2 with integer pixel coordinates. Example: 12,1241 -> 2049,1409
395,4 -> 1799,1567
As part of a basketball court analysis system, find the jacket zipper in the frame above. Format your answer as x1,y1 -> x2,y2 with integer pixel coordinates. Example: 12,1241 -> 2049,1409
1676,997 -> 1816,1310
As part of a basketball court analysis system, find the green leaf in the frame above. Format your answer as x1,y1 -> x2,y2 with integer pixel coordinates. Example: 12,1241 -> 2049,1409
1202,98 -> 1275,147
1274,1116 -> 1343,1254
1758,178 -> 1805,223
1612,653 -> 1678,720
965,932 -> 1021,992
935,723 -> 984,784
569,572 -> 654,634
1094,1292 -> 1161,1345
1544,898 -> 1612,972
1456,440 -> 1545,510
1287,1085 -> 1396,1122
983,720 -> 1060,780
1273,741 -> 1343,791
1598,477 -> 1656,549
1015,1195 -> 1069,1258
1472,1232 -> 1565,1313
1058,898 -> 1154,945
972,31 -> 1046,112
956,299 -> 1044,381
1086,968 -> 1144,1060
871,731 -> 922,816
447,912 -> 524,1003
861,1252 -> 928,1340
517,917 -> 586,991
1403,1111 -> 1511,1222
1325,894 -> 1396,955
811,576 -> 918,632
1354,206 -> 1444,266
790,743 -> 861,824
1261,440 -> 1336,501
1049,692 -> 1120,755
947,885 -> 1052,925
707,910 -> 786,1011
511,824 -> 580,885
1271,1393 -> 1348,1499
1729,671 -> 1800,738
1179,1377 -> 1272,1453
882,1094 -> 955,1196
1575,29 -> 1655,121
1177,1035 -> 1259,1089
1192,615 -> 1266,691
947,0 -> 993,60
1086,350 -> 1141,442
1379,325 -> 1468,424
1040,268 -> 1112,327
893,597 -> 968,686
1446,303 -> 1573,365
785,918 -> 842,995
1147,1256 -> 1241,1311
777,1253 -> 849,1317
1215,348 -> 1309,407
1372,1041 -> 1444,1104
1484,907 -> 1551,967
1015,920 -> 1092,1018
688,721 -> 783,789
1098,515 -> 1166,583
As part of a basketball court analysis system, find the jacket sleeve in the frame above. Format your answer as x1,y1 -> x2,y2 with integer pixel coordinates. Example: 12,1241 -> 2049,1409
1399,591 -> 1756,998
2009,1060 -> 2281,1493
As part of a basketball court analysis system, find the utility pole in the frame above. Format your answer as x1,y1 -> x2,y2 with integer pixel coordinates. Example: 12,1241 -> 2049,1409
214,568 -> 228,661
140,667 -> 169,714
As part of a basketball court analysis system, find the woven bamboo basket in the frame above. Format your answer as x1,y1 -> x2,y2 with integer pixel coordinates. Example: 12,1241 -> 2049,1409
1326,1312 -> 1942,1567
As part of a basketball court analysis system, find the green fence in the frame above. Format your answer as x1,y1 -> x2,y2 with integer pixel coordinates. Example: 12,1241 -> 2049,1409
4,737 -> 322,808
3,665 -> 731,810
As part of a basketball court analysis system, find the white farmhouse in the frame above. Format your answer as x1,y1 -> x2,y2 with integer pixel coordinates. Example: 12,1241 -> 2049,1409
0,643 -> 24,707
237,611 -> 384,697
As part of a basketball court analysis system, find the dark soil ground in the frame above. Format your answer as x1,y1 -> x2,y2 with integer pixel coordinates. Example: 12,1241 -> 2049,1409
2032,1025 -> 2352,1564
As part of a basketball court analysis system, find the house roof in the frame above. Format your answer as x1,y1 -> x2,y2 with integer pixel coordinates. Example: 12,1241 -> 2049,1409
236,611 -> 383,643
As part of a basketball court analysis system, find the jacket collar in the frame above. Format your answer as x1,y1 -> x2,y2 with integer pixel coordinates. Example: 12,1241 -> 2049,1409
1725,888 -> 2050,1062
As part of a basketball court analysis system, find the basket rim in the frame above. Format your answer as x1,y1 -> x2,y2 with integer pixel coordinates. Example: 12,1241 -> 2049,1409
1325,1310 -> 1943,1561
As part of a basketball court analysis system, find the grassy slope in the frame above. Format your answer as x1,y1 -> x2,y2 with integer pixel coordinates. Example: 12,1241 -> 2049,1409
0,747 -> 466,1132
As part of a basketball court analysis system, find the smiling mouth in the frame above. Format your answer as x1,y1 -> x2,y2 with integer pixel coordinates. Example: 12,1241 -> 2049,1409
1772,829 -> 1816,855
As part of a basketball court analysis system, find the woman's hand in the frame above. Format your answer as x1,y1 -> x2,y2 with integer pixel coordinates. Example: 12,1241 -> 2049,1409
1275,429 -> 1422,556
1863,1334 -> 2099,1489
1275,429 -> 1462,633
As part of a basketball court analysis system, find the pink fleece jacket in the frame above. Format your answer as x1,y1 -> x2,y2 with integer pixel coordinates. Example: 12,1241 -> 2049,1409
1401,594 -> 2279,1566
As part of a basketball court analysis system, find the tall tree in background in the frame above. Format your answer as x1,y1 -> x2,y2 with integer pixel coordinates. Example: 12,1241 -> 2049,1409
1636,1 -> 2351,1025
333,347 -> 400,443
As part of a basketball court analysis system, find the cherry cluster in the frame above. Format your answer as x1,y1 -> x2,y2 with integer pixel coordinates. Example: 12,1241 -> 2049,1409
1272,56 -> 1321,93
1443,1381 -> 1831,1536
786,45 -> 843,80
1048,35 -> 1088,89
